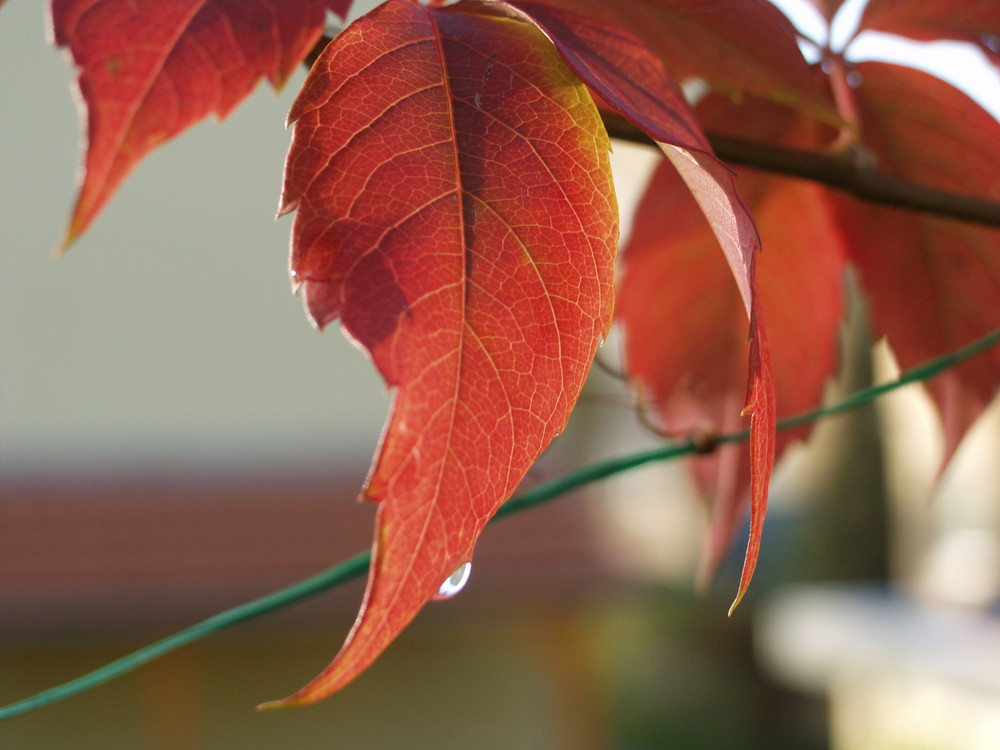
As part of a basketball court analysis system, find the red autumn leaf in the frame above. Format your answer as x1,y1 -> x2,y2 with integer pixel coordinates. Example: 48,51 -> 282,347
618,157 -> 845,598
737,318 -> 775,611
50,0 -> 352,247
522,0 -> 836,120
695,79 -> 841,151
834,61 -> 1000,467
510,1 -> 778,605
652,160 -> 773,611
504,0 -> 709,151
619,91 -> 843,598
505,0 -> 759,314
859,0 -> 1000,66
261,0 -> 616,705
694,92 -> 843,581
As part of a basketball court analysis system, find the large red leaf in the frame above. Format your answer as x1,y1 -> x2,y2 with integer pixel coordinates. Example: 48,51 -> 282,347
50,0 -> 352,246
523,0 -> 836,120
618,159 -> 844,599
859,0 -> 1000,66
835,62 -> 1000,467
262,0 -> 616,705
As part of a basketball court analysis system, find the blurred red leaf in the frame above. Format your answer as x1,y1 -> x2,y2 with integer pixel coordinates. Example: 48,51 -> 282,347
836,62 -> 1000,466
506,0 -> 760,315
50,0 -> 352,246
263,0 -> 616,705
859,0 -> 1000,66
618,158 -> 845,598
505,0 -> 709,151
523,0 -> 836,119
619,91 -> 845,596
513,2 -> 780,604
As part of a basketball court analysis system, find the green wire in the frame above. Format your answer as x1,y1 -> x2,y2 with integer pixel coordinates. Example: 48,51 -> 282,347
0,551 -> 371,721
2,325 -> 998,721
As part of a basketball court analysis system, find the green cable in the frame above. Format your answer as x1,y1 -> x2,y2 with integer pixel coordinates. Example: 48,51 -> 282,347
0,551 -> 370,721
2,325 -> 998,721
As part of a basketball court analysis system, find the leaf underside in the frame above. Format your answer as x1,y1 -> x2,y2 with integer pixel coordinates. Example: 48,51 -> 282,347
509,0 -> 776,610
519,0 -> 838,120
618,156 -> 845,587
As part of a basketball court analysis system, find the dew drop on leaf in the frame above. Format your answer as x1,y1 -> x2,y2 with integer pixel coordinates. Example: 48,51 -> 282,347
434,562 -> 472,600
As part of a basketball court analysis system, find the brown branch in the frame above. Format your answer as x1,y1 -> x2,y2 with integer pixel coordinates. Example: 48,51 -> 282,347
602,113 -> 1000,228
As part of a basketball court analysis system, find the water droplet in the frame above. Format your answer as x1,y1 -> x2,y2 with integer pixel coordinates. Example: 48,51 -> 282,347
982,32 -> 1000,54
434,562 -> 472,600
846,70 -> 863,89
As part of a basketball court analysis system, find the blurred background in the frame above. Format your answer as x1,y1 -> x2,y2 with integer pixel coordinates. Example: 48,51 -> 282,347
3,0 -> 1000,748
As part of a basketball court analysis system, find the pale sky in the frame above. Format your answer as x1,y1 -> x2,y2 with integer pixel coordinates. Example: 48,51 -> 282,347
770,0 -> 1000,119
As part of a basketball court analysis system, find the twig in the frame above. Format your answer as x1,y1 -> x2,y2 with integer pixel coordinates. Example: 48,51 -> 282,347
602,113 -> 1000,228
3,324 -> 998,721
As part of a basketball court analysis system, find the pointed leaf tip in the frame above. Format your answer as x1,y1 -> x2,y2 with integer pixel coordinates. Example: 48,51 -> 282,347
727,589 -> 745,618
55,225 -> 80,257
